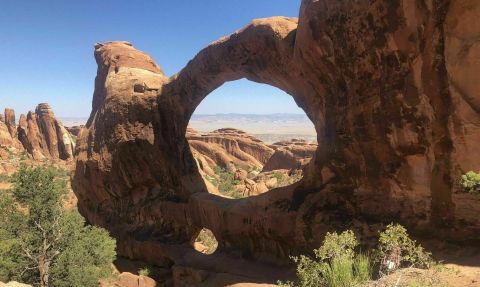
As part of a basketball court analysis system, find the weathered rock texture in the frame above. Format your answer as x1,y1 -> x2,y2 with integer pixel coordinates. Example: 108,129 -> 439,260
0,105 -> 75,162
17,103 -> 75,160
73,1 -> 480,285
65,125 -> 84,137
187,128 -> 274,176
263,140 -> 317,172
0,109 -> 22,150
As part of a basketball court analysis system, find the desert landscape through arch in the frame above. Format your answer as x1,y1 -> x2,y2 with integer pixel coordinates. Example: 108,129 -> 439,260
186,79 -> 318,199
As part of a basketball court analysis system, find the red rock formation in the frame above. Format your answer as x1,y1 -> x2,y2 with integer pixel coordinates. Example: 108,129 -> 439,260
18,104 -> 75,160
0,120 -> 15,148
4,108 -> 17,139
73,1 -> 480,284
263,140 -> 317,172
110,273 -> 156,287
65,125 -> 84,137
0,109 -> 22,150
187,128 -> 274,175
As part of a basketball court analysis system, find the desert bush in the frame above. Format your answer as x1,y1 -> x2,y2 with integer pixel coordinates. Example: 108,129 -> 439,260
274,170 -> 303,188
460,171 -> 480,195
274,171 -> 288,186
279,230 -> 371,287
0,173 -> 9,182
323,256 -> 356,287
376,224 -> 432,275
0,165 -> 116,287
138,267 -> 150,277
281,224 -> 433,286
315,230 -> 357,261
212,166 -> 242,198
353,253 -> 372,283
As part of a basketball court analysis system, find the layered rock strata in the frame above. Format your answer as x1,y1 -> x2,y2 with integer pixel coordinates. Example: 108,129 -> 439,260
17,103 -> 75,160
0,105 -> 75,161
187,128 -> 275,175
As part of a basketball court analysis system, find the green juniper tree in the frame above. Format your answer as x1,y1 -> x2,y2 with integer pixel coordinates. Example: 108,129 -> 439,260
0,165 -> 116,287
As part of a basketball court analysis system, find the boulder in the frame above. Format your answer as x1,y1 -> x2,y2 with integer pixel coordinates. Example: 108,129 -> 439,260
234,169 -> 248,181
116,272 -> 156,287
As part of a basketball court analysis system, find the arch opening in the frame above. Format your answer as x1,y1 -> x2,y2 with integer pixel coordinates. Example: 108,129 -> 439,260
186,79 -> 317,198
192,228 -> 218,255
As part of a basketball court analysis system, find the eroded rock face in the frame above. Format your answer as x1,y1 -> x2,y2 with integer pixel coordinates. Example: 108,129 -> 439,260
4,108 -> 17,139
17,104 -> 75,160
0,109 -> 22,150
0,120 -> 16,148
65,125 -> 84,137
263,140 -> 317,172
187,128 -> 274,175
73,0 -> 480,284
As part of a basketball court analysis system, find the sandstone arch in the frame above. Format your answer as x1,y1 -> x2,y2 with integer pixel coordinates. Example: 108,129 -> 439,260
73,0 -> 480,283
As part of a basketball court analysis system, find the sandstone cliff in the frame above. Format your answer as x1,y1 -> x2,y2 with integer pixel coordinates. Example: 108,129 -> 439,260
72,1 -> 480,285
17,103 -> 75,161
187,128 -> 274,175
65,125 -> 84,137
263,140 -> 317,172
0,104 -> 75,162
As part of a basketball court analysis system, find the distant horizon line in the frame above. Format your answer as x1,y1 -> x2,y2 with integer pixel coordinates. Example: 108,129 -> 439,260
57,112 -> 308,118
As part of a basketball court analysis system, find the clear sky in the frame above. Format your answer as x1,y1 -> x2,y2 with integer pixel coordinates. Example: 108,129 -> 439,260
0,0 -> 302,118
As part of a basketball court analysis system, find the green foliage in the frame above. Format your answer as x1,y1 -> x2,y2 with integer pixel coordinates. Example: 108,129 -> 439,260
46,166 -> 70,178
315,230 -> 357,261
282,224 -> 432,286
248,165 -> 261,173
376,224 -> 432,274
50,212 -> 116,287
279,230 -> 371,287
0,173 -> 9,182
460,171 -> 480,195
274,171 -> 287,186
19,151 -> 28,161
138,267 -> 150,277
212,166 -> 243,198
353,253 -> 372,283
274,170 -> 303,188
323,256 -> 356,287
9,165 -> 67,223
285,255 -> 324,287
0,165 -> 116,287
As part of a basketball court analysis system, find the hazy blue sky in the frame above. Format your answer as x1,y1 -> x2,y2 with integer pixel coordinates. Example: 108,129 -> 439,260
0,0 -> 303,117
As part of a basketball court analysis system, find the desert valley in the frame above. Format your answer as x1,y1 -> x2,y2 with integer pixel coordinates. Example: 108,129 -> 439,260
1,0 -> 480,287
